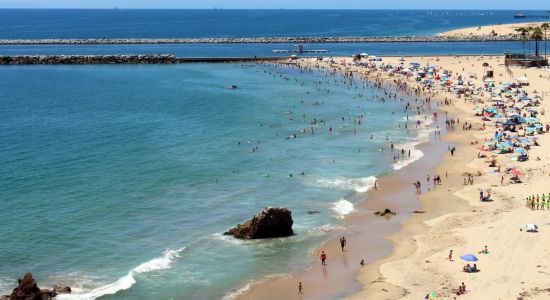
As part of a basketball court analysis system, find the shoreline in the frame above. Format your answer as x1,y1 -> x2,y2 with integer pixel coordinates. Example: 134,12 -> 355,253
237,54 -> 550,299
350,55 -> 550,299
234,56 -> 455,299
440,21 -> 547,38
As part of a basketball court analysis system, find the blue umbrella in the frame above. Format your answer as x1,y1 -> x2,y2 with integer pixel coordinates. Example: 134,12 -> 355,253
520,96 -> 532,101
515,148 -> 526,154
460,254 -> 478,262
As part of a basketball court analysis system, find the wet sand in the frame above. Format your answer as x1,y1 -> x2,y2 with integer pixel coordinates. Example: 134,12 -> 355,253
238,55 -> 550,299
236,58 -> 455,299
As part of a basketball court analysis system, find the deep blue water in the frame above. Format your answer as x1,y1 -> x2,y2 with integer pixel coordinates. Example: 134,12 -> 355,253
0,9 -> 545,39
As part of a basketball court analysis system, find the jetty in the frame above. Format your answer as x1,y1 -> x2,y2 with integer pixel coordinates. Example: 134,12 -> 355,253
0,55 -> 288,65
0,35 -> 528,45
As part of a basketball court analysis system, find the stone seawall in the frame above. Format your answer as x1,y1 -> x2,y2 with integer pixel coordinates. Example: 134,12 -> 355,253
0,35 -> 521,45
0,55 -> 178,64
0,55 -> 287,65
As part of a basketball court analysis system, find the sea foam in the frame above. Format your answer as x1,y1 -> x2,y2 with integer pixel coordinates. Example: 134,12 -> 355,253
57,247 -> 185,300
331,199 -> 355,218
314,176 -> 377,193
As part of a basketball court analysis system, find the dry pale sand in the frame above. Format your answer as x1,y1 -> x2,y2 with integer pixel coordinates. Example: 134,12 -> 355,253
440,22 -> 547,38
346,55 -> 550,300
236,55 -> 550,300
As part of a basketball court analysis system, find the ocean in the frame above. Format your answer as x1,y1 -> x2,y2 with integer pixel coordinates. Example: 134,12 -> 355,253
0,62 -> 424,299
0,9 -> 541,300
0,9 -> 544,39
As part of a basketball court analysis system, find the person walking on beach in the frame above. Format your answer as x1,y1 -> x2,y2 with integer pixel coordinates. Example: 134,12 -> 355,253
340,237 -> 347,251
298,282 -> 303,295
448,249 -> 453,261
320,251 -> 327,266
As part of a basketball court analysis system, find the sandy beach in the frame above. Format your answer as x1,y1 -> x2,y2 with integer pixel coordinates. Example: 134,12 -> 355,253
236,54 -> 550,299
440,22 -> 547,38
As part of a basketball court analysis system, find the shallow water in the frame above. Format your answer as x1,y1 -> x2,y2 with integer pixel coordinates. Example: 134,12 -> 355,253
0,63 -> 429,299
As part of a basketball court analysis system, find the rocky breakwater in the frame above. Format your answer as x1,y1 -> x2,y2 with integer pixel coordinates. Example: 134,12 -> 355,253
0,34 -> 521,45
1,273 -> 71,300
224,207 -> 294,239
0,54 -> 178,65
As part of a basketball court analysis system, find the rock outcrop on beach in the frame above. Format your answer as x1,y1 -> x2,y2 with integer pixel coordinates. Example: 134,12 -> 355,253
1,273 -> 71,300
224,207 -> 294,239
374,208 -> 397,216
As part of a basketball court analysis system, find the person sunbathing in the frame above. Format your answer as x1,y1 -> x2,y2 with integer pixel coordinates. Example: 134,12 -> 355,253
463,264 -> 472,272
479,245 -> 488,254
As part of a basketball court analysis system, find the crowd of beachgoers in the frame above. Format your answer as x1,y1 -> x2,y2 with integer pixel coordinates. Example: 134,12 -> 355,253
240,53 -> 550,299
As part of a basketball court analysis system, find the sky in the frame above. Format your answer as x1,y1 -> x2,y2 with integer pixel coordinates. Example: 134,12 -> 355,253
0,0 -> 548,9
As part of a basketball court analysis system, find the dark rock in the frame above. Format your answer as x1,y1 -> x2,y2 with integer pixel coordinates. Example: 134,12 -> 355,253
374,208 -> 396,216
307,210 -> 321,215
412,210 -> 426,214
52,285 -> 71,295
9,272 -> 43,300
5,273 -> 71,300
224,207 -> 293,239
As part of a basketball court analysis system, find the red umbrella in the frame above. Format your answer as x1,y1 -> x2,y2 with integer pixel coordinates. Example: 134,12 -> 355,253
510,169 -> 522,176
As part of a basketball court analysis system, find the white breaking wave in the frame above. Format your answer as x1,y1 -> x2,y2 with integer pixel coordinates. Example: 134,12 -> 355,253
57,247 -> 185,300
0,277 -> 16,295
314,176 -> 377,193
331,199 -> 355,218
393,114 -> 435,170
308,224 -> 347,237
392,140 -> 425,170
222,274 -> 291,300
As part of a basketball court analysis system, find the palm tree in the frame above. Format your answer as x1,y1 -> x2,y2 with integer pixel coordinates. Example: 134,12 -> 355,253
541,23 -> 549,58
527,26 -> 534,56
516,27 -> 528,58
531,27 -> 544,57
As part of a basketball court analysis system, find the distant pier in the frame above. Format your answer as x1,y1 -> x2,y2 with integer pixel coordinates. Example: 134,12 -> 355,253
514,14 -> 550,20
273,44 -> 329,53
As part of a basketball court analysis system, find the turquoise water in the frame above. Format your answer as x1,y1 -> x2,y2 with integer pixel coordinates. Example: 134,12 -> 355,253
0,63 -> 423,299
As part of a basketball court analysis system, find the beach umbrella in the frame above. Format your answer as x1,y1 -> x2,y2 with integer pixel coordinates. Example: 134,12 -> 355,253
524,224 -> 538,232
520,96 -> 532,101
515,148 -> 526,154
510,169 -> 523,175
526,117 -> 539,123
517,76 -> 529,82
425,292 -> 441,299
460,254 -> 478,262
